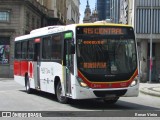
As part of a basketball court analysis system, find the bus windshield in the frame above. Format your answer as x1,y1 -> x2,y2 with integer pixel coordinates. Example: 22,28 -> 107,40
77,37 -> 137,82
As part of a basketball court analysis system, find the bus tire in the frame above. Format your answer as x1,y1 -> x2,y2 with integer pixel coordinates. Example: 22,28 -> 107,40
56,81 -> 68,104
103,97 -> 119,104
25,76 -> 32,94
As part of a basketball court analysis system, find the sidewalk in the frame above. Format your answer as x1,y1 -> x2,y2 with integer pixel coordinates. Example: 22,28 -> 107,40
140,83 -> 160,97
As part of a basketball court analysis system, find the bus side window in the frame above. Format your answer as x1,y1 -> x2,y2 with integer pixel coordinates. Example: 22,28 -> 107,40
21,41 -> 28,59
51,35 -> 62,59
15,42 -> 22,59
42,37 -> 51,60
34,43 -> 40,61
28,40 -> 34,60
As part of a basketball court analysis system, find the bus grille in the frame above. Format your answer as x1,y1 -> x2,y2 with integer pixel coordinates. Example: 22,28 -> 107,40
93,90 -> 127,97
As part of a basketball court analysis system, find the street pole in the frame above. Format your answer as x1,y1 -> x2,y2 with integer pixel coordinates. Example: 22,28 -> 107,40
149,0 -> 153,83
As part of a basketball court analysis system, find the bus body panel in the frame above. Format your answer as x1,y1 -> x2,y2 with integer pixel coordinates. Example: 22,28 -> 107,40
14,60 -> 21,76
40,62 -> 63,94
123,83 -> 139,97
14,60 -> 28,76
14,75 -> 36,89
29,77 -> 35,89
20,61 -> 28,76
14,61 -> 64,94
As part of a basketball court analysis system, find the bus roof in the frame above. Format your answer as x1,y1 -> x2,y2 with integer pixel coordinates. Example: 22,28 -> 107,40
30,25 -> 65,34
15,22 -> 132,41
77,22 -> 132,27
15,25 -> 67,41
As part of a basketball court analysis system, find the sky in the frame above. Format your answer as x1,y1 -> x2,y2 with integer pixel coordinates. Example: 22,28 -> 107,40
80,0 -> 96,23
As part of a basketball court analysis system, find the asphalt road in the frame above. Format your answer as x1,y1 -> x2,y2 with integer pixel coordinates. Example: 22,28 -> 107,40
0,79 -> 160,118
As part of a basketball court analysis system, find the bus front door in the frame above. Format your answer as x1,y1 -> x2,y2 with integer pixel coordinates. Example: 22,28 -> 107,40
34,42 -> 41,89
65,40 -> 74,95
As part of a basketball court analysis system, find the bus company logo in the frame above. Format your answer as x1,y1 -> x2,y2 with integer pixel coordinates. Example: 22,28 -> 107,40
2,112 -> 11,117
91,83 -> 102,88
108,83 -> 112,88
120,82 -> 127,87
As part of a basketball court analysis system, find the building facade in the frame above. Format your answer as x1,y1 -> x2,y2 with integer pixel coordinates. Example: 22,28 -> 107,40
121,0 -> 160,82
110,0 -> 121,23
83,0 -> 98,23
0,0 -> 67,77
66,0 -> 80,24
83,0 -> 92,23
97,0 -> 110,20
38,0 -> 67,24
119,0 -> 129,24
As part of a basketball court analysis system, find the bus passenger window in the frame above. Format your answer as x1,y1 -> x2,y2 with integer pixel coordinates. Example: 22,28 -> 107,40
42,37 -> 51,60
51,35 -> 62,59
21,41 -> 28,59
15,42 -> 21,59
28,40 -> 34,60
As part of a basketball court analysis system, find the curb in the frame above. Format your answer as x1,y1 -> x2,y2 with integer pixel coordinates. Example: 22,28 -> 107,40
0,78 -> 13,81
140,87 -> 160,97
151,87 -> 160,92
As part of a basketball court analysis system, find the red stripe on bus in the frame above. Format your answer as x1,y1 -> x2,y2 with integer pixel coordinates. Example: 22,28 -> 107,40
78,69 -> 138,89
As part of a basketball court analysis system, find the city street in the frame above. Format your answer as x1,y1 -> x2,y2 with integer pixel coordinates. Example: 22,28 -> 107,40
0,0 -> 160,119
0,78 -> 160,113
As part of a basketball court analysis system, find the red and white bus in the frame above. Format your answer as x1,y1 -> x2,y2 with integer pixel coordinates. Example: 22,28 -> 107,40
14,22 -> 139,104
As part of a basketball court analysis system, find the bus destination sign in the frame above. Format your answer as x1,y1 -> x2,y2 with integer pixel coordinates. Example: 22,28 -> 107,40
77,27 -> 128,35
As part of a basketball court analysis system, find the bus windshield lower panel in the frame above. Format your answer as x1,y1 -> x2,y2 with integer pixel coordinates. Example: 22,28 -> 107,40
77,37 -> 137,82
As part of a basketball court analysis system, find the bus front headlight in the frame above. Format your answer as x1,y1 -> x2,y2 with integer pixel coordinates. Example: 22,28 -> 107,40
130,76 -> 139,87
77,77 -> 89,88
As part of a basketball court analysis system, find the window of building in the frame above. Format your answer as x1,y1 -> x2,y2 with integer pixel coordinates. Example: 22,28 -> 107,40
32,16 -> 35,29
0,11 -> 10,22
26,12 -> 30,27
0,37 -> 10,64
37,19 -> 40,28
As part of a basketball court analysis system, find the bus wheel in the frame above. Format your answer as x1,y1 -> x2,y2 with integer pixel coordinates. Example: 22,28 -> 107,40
25,76 -> 32,94
56,81 -> 68,104
103,97 -> 119,104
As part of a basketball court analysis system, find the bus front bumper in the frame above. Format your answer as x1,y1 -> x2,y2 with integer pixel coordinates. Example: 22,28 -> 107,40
73,83 -> 139,99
